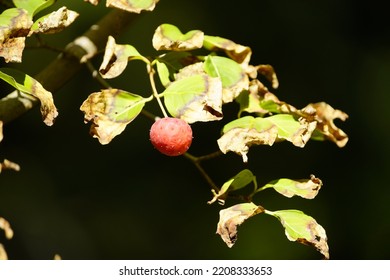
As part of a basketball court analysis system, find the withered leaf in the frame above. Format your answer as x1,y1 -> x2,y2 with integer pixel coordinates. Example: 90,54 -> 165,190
162,74 -> 223,124
270,209 -> 329,259
0,68 -> 58,125
203,35 -> 252,66
0,244 -> 7,260
107,0 -> 159,13
305,102 -> 349,147
29,7 -> 79,35
0,159 -> 21,173
246,64 -> 279,89
261,175 -> 322,199
80,89 -> 147,145
0,8 -> 33,63
99,36 -> 144,79
153,23 -> 204,51
0,217 -> 14,240
217,202 -> 264,248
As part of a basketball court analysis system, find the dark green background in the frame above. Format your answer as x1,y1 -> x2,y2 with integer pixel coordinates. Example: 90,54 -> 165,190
1,0 -> 389,259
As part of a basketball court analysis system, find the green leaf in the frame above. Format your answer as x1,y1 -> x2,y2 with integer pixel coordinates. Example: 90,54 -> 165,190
203,35 -> 252,65
152,23 -> 204,51
99,36 -> 146,79
106,0 -> 159,13
80,89 -> 149,144
267,209 -> 329,259
216,202 -> 264,248
162,74 -> 223,123
204,55 -> 248,103
208,169 -> 256,205
155,60 -> 171,87
13,0 -> 56,16
0,68 -> 58,125
259,175 -> 322,199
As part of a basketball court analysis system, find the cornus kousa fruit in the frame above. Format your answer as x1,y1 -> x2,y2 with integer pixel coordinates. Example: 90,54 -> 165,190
149,117 -> 193,156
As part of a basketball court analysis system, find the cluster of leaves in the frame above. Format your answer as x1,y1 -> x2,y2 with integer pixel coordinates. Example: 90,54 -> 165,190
78,23 -> 348,258
0,1 -> 349,259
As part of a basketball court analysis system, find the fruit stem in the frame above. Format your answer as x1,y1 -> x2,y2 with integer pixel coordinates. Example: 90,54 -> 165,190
147,63 -> 168,118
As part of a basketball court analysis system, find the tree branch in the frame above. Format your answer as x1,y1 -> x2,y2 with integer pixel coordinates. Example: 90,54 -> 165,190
0,9 -> 139,124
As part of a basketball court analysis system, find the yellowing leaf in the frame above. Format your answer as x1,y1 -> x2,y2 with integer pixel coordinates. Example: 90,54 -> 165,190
306,102 -> 349,147
260,175 -> 322,199
0,68 -> 58,125
80,89 -> 148,145
29,7 -> 79,35
268,209 -> 329,259
107,0 -> 159,13
204,55 -> 249,103
203,35 -> 252,66
162,74 -> 223,124
0,217 -> 13,240
153,23 -> 204,51
0,8 -> 33,63
217,202 -> 264,248
99,36 -> 145,79
208,169 -> 255,205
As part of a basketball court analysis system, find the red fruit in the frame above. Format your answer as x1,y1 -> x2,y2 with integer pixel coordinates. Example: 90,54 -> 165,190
149,117 -> 193,156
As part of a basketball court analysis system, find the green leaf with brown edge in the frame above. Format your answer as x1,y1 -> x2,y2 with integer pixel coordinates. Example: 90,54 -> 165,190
152,23 -> 204,51
204,55 -> 249,103
80,89 -> 149,145
217,202 -> 264,248
0,68 -> 58,125
13,0 -> 56,16
161,74 -> 223,124
0,8 -> 33,62
29,6 -> 79,35
106,0 -> 159,13
99,35 -> 146,79
203,35 -> 252,65
266,209 -> 329,259
208,169 -> 256,205
257,175 -> 322,199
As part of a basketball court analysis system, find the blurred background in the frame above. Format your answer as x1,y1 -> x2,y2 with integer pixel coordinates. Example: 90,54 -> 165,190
0,0 -> 389,259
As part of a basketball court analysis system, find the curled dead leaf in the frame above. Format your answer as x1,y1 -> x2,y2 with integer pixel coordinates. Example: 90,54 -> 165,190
217,203 -> 264,248
0,217 -> 14,240
29,7 -> 79,35
107,0 -> 159,13
0,159 -> 21,173
0,244 -> 7,260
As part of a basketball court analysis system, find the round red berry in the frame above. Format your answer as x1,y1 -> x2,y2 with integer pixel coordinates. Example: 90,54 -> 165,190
149,117 -> 193,156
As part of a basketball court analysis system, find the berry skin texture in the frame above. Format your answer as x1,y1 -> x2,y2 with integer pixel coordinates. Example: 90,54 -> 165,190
150,117 -> 193,156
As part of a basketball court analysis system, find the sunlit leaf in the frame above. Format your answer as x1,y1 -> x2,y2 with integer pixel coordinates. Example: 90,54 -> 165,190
13,0 -> 56,16
162,74 -> 223,123
259,175 -> 322,199
0,8 -> 33,62
217,202 -> 264,248
204,55 -> 249,103
0,217 -> 13,240
267,209 -> 329,259
80,89 -> 148,144
99,36 -> 145,79
0,68 -> 58,125
29,6 -> 79,35
203,35 -> 252,65
208,169 -> 256,205
305,102 -> 349,147
153,23 -> 204,51
107,0 -> 159,13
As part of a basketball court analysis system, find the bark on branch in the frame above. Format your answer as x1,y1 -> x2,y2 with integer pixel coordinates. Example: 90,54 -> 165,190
0,9 -> 138,124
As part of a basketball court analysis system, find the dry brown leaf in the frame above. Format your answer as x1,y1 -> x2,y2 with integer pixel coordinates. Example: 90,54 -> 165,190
0,159 -> 21,173
0,244 -> 8,260
0,37 -> 25,63
304,102 -> 349,147
107,0 -> 159,13
29,7 -> 79,35
0,217 -> 14,240
217,203 -> 264,248
217,126 -> 278,162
